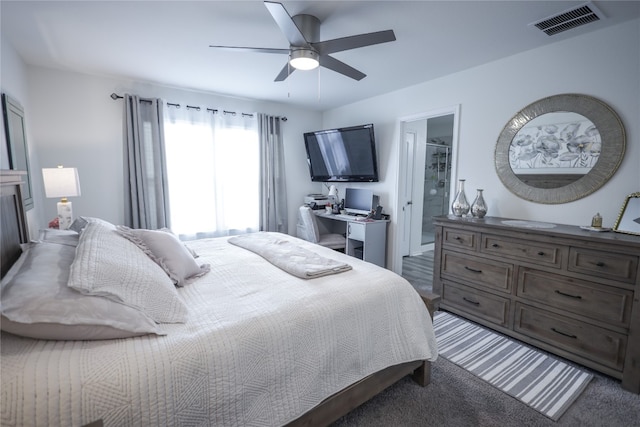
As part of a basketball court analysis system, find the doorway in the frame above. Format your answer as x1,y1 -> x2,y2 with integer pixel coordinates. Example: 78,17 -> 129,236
395,106 -> 460,273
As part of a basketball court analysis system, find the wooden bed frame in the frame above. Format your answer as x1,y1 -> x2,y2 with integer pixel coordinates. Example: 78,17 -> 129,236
0,170 -> 433,427
1,171 -> 29,277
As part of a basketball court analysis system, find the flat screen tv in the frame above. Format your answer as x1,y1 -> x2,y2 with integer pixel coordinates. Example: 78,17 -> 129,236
304,124 -> 379,182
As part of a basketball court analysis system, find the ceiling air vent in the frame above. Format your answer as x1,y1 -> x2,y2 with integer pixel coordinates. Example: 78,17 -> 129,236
530,2 -> 605,36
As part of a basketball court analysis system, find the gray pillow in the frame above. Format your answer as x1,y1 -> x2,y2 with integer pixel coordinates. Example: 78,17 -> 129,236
1,242 -> 163,340
68,216 -> 89,234
38,228 -> 79,247
116,226 -> 210,287
67,219 -> 188,323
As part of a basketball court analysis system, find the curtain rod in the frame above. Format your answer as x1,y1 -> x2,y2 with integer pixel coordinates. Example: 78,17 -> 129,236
110,93 -> 287,121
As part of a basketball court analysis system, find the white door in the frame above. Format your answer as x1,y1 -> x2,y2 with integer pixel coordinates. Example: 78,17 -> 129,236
400,130 -> 416,256
409,138 -> 429,255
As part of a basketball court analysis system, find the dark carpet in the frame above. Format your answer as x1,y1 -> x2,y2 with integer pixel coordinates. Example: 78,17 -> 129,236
332,350 -> 640,426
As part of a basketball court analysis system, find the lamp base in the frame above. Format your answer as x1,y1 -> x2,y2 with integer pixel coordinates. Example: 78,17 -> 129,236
57,201 -> 73,230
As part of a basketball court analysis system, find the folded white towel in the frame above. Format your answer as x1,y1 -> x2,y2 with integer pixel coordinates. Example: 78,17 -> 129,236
228,232 -> 352,279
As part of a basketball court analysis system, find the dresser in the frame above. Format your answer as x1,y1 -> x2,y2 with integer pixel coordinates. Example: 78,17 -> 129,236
432,215 -> 640,393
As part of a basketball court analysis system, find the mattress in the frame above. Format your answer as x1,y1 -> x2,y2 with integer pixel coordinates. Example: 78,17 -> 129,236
1,233 -> 437,426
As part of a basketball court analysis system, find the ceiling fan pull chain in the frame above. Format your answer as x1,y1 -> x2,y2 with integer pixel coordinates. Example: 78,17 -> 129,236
317,67 -> 321,102
287,54 -> 291,98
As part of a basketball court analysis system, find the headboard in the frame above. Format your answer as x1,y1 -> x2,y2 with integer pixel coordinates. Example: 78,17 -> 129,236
1,170 -> 29,278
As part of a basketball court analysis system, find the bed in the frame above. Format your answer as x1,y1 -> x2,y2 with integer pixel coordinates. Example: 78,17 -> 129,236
0,170 -> 438,427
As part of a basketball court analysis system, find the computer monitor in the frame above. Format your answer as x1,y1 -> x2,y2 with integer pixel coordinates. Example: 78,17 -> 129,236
344,188 -> 377,216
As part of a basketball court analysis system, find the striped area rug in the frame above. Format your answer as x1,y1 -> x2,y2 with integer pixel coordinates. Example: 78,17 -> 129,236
433,311 -> 593,421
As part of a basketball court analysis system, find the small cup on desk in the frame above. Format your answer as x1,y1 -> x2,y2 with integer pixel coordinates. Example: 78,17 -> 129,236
340,210 -> 346,215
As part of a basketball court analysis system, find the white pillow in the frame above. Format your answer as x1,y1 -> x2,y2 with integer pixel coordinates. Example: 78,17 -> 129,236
68,219 -> 188,323
1,242 -> 163,340
116,226 -> 210,286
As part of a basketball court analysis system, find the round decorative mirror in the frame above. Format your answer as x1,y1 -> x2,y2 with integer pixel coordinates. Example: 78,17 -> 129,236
495,94 -> 625,204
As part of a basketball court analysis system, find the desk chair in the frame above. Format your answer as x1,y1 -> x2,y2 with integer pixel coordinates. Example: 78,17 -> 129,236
297,206 -> 346,250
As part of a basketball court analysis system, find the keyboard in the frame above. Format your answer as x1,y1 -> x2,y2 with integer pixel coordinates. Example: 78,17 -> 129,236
334,214 -> 356,220
335,214 -> 368,220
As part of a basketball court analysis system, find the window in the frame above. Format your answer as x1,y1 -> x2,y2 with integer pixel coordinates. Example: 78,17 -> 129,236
163,108 -> 259,239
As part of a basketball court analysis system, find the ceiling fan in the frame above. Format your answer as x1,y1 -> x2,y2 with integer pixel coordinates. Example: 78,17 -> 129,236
209,1 -> 396,82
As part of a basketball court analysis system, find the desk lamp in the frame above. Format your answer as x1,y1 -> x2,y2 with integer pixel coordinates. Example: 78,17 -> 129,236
42,166 -> 81,230
328,185 -> 338,204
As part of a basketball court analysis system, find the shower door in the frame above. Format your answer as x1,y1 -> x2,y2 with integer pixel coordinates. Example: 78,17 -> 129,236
420,143 -> 451,247
403,114 -> 455,256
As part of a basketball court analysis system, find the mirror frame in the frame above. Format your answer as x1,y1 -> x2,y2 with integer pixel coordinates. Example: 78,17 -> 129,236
495,94 -> 625,204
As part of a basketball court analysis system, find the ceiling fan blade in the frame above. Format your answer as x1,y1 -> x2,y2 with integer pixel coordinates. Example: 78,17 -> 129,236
264,1 -> 308,47
274,62 -> 295,82
319,55 -> 366,81
313,30 -> 396,55
209,45 -> 290,55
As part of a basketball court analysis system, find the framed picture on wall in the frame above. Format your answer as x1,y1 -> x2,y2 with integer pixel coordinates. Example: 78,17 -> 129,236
2,93 -> 34,210
613,192 -> 640,236
0,123 -> 9,170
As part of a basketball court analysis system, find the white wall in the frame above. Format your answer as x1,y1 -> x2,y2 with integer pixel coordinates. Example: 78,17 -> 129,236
322,19 -> 640,272
20,67 -> 322,235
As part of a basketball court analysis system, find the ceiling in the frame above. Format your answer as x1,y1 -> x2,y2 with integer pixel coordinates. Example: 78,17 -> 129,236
2,1 -> 639,111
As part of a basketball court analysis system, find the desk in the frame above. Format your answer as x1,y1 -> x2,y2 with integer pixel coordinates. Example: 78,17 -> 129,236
314,212 -> 389,267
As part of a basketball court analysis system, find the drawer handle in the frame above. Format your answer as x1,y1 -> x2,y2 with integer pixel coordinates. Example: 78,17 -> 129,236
554,290 -> 582,300
551,328 -> 577,339
454,236 -> 462,241
537,251 -> 545,256
595,261 -> 605,267
464,266 -> 483,273
463,297 -> 480,306
491,243 -> 499,248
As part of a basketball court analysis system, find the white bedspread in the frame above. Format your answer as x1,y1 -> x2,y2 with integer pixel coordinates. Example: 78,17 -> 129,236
1,233 -> 437,427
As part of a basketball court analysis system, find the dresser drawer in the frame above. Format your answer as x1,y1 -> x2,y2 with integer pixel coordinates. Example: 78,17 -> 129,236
347,222 -> 365,241
517,268 -> 633,327
482,234 -> 562,268
442,227 -> 478,250
441,250 -> 513,293
442,281 -> 510,327
514,303 -> 627,371
569,247 -> 638,284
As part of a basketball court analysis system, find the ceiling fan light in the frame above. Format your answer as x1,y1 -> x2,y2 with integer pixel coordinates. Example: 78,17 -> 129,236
289,49 -> 319,70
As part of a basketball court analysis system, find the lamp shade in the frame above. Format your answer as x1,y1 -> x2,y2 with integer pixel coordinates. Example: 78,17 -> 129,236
289,49 -> 319,71
42,167 -> 81,199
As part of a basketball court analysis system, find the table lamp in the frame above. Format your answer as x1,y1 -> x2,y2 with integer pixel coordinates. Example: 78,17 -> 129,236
328,185 -> 338,204
42,166 -> 81,230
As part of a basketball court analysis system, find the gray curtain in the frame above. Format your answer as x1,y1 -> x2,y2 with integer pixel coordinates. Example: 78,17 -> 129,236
258,114 -> 288,233
123,94 -> 170,229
